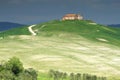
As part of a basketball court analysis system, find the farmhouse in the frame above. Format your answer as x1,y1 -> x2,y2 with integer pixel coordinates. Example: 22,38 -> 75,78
62,14 -> 83,21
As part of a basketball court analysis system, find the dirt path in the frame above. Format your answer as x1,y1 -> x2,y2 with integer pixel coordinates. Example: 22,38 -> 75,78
28,25 -> 36,36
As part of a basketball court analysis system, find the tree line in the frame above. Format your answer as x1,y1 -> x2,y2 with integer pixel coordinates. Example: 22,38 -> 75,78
0,57 -> 107,80
48,69 -> 107,80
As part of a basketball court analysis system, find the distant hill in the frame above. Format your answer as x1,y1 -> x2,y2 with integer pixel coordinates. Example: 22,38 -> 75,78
108,24 -> 120,27
0,22 -> 26,31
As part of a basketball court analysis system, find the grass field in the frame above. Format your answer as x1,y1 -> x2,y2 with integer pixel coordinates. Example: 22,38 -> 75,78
0,20 -> 120,80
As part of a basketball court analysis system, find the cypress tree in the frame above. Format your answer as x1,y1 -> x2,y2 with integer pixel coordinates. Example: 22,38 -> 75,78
70,73 -> 75,80
62,72 -> 67,80
75,73 -> 81,80
48,69 -> 54,79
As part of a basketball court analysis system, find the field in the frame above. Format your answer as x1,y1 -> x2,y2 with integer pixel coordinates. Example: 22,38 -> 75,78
0,20 -> 120,80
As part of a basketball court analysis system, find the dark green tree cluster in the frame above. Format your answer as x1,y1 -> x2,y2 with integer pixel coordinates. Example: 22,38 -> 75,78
0,57 -> 38,80
48,69 -> 67,80
82,73 -> 106,80
48,69 -> 107,80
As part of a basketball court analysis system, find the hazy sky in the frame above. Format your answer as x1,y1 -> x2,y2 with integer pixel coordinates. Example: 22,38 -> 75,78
0,0 -> 120,24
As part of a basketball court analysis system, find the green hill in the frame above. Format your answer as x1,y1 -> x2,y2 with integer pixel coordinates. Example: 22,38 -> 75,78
0,20 -> 120,80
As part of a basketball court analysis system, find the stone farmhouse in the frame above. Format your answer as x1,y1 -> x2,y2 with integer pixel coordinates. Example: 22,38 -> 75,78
62,14 -> 83,21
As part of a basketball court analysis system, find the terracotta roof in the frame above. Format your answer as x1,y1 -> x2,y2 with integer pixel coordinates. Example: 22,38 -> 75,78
63,14 -> 78,17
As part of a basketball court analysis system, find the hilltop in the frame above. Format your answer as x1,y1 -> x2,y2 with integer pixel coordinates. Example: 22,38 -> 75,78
1,20 -> 120,46
0,20 -> 120,80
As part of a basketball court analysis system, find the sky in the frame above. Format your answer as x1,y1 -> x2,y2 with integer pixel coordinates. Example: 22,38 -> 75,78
0,0 -> 120,25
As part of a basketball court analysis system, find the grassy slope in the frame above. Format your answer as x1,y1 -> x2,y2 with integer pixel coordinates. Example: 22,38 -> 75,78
0,20 -> 120,80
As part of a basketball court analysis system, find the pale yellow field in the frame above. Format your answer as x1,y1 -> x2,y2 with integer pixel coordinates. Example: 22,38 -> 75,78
0,34 -> 120,80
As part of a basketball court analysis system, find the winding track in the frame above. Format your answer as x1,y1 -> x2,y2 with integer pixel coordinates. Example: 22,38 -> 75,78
28,25 -> 36,36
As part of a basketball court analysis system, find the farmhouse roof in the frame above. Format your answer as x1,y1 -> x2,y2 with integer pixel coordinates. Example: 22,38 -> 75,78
63,14 -> 78,17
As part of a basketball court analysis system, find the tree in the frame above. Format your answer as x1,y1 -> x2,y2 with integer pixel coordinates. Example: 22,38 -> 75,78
86,74 -> 91,80
0,57 -> 38,80
48,69 -> 54,79
62,72 -> 67,80
92,75 -> 97,80
70,73 -> 75,80
58,71 -> 63,79
75,73 -> 81,80
53,71 -> 60,80
17,71 -> 33,80
83,73 -> 87,80
4,57 -> 24,76
25,68 -> 38,80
